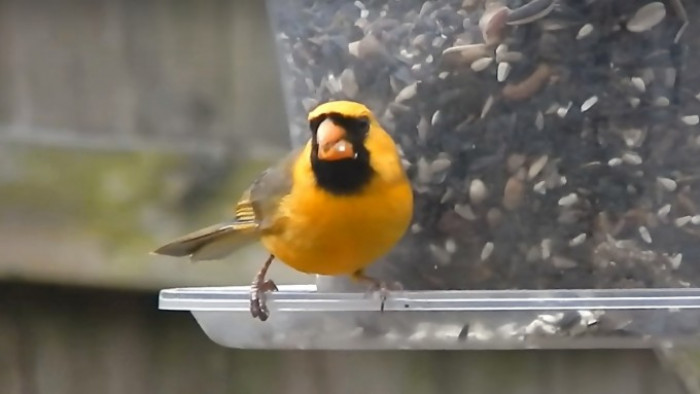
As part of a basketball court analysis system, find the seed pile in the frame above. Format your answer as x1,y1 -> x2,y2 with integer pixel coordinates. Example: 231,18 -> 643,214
268,0 -> 698,291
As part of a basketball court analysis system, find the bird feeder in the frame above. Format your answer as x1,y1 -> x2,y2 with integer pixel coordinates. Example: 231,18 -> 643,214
160,0 -> 700,350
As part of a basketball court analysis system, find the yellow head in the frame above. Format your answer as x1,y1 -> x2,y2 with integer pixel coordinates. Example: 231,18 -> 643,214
305,100 -> 405,195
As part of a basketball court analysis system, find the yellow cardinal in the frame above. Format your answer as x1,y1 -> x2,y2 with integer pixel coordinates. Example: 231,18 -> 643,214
153,100 -> 413,321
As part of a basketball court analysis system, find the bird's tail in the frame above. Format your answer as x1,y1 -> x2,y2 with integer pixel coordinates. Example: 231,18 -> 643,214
152,221 -> 259,262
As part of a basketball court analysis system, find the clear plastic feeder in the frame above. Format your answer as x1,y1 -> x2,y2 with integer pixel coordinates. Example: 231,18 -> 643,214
159,0 -> 700,349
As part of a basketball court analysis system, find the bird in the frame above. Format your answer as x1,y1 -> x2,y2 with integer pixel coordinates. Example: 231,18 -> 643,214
152,100 -> 414,321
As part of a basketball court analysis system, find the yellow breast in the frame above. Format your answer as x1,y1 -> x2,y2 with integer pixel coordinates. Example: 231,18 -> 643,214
260,143 -> 413,276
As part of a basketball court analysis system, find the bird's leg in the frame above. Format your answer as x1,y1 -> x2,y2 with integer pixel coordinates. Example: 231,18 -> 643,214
351,269 -> 403,312
250,254 -> 278,321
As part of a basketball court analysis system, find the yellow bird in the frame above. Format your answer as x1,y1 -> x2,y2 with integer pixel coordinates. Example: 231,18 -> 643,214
153,100 -> 414,321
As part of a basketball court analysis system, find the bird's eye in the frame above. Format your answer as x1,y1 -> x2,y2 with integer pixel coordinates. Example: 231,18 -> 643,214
356,117 -> 370,132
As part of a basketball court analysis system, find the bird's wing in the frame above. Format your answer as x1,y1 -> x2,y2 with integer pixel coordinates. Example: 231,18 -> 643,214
243,146 -> 301,230
152,146 -> 302,261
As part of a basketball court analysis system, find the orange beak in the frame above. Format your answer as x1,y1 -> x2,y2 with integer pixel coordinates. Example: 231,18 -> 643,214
316,118 -> 355,161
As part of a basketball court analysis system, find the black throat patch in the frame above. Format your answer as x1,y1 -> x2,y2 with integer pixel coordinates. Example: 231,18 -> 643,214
309,113 -> 374,196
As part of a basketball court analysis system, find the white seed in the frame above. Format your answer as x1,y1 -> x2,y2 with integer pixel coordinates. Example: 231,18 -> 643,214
692,215 -> 700,225
454,203 -> 477,221
670,253 -> 683,269
626,2 -> 666,33
469,179 -> 488,204
411,223 -> 422,233
438,71 -> 449,79
441,188 -> 455,203
629,97 -> 641,108
552,256 -> 577,269
681,115 -> 700,126
556,102 -> 572,118
430,156 -> 452,174
576,23 -> 594,39
653,96 -> 670,107
569,233 -> 587,247
528,155 -> 549,180
431,110 -> 442,126
664,67 -> 677,88
622,152 -> 643,165
417,157 -> 431,183
339,68 -> 359,97
541,239 -> 552,260
657,177 -> 677,192
608,157 -> 623,166
429,244 -> 451,266
425,54 -> 434,64
395,83 -> 418,103
622,128 -> 645,148
631,77 -> 646,92
495,43 -> 508,57
535,111 -> 544,131
497,62 -> 511,82
445,238 -> 457,254
638,226 -> 652,244
675,216 -> 692,227
471,57 -> 493,72
496,51 -> 524,63
480,242 -> 495,261
657,204 -> 671,219
533,180 -> 547,195
580,96 -> 598,112
558,193 -> 579,207
481,95 -> 495,119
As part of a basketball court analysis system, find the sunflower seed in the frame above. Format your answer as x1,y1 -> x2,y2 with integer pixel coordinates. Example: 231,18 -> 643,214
480,242 -> 494,261
569,233 -> 587,247
581,96 -> 598,112
576,23 -> 594,39
657,177 -> 677,192
608,157 -> 623,166
528,155 -> 549,180
503,175 -> 525,210
535,111 -> 544,130
445,238 -> 457,254
556,102 -> 572,118
481,95 -> 495,119
395,83 -> 418,102
653,96 -> 670,107
657,204 -> 671,219
558,193 -> 579,207
622,152 -> 643,165
471,57 -> 494,72
454,203 -> 477,221
497,62 -> 511,82
670,253 -> 683,269
638,226 -> 652,244
469,179 -> 488,204
681,115 -> 700,126
675,216 -> 692,227
631,77 -> 646,93
541,238 -> 552,260
626,2 -> 666,33
552,255 -> 578,269
533,180 -> 547,194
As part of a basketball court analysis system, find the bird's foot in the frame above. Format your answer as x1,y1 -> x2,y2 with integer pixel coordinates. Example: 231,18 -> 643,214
250,279 -> 278,321
250,255 -> 277,321
352,271 -> 403,312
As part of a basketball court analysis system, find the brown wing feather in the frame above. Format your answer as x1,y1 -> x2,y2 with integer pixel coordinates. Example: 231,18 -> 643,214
152,147 -> 301,261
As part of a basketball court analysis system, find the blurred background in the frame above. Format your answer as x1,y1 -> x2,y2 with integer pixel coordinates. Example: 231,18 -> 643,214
0,0 -> 697,393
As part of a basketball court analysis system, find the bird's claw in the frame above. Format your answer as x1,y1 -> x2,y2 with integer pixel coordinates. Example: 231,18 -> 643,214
363,280 -> 403,312
250,279 -> 278,321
